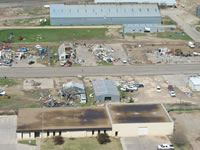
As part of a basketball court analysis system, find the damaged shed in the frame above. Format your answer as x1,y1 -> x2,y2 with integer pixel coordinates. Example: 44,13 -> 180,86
92,80 -> 120,102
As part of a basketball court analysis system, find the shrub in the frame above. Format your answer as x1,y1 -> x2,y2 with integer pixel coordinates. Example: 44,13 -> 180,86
97,133 -> 110,144
53,136 -> 64,145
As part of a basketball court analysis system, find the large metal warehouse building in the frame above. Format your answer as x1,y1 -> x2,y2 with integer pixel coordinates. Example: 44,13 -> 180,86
92,80 -> 120,102
94,0 -> 177,6
17,103 -> 174,140
50,4 -> 162,25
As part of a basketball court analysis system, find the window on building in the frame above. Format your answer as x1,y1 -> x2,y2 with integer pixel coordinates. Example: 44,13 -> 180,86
115,131 -> 118,136
47,131 -> 49,137
34,132 -> 40,138
105,97 -> 111,101
92,130 -> 94,135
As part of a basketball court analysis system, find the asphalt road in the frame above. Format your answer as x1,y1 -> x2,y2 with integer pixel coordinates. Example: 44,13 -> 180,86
0,64 -> 200,78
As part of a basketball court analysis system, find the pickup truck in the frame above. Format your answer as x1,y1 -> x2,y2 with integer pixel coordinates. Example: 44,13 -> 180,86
168,85 -> 176,97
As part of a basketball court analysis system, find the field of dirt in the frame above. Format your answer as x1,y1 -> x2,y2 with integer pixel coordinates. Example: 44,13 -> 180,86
170,111 -> 200,150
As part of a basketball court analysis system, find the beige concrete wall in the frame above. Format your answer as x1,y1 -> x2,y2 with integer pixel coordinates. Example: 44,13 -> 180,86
112,122 -> 174,137
17,133 -> 22,140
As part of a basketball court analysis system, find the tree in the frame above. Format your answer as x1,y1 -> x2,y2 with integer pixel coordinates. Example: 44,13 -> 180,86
97,133 -> 110,144
53,136 -> 64,145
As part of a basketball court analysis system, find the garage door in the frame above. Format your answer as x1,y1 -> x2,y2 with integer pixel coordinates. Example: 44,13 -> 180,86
138,128 -> 148,136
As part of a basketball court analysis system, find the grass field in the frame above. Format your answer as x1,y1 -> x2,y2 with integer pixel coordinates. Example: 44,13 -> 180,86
162,16 -> 177,25
0,28 -> 109,42
18,140 -> 36,146
156,32 -> 193,40
196,26 -> 200,32
41,137 -> 122,150
0,78 -> 17,87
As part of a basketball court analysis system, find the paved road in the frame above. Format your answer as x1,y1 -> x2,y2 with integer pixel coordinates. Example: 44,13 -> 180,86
0,64 -> 200,78
161,9 -> 200,42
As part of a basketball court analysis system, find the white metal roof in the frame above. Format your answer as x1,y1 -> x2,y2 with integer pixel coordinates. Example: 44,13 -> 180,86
92,80 -> 120,97
94,0 -> 177,6
189,77 -> 200,85
50,4 -> 161,18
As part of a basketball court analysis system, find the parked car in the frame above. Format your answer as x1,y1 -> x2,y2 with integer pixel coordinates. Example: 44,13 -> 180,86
156,86 -> 161,92
121,58 -> 127,64
28,61 -> 35,65
126,86 -> 138,92
133,84 -> 144,88
4,62 -> 12,66
168,85 -> 174,91
157,144 -> 174,150
0,90 -> 6,96
169,90 -> 176,97
120,87 -> 127,91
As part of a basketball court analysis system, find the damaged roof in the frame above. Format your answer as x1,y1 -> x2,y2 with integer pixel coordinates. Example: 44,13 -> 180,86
17,107 -> 111,132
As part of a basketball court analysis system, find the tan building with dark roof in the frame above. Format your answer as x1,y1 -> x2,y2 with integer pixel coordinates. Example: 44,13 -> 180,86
17,103 -> 174,139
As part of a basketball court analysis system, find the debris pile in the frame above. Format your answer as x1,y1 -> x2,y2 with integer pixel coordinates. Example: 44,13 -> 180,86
91,44 -> 118,62
58,82 -> 87,104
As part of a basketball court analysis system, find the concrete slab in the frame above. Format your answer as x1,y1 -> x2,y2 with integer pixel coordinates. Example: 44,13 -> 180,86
0,116 -> 36,150
121,136 -> 171,150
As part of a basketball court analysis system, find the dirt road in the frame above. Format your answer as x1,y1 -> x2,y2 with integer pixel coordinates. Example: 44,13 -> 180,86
161,8 -> 200,42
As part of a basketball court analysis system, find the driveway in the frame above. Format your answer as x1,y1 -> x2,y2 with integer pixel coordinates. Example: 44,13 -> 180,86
0,116 -> 36,150
120,136 -> 171,150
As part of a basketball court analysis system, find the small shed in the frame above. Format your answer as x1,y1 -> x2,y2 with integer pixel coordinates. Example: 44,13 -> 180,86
58,42 -> 74,60
196,6 -> 200,17
92,80 -> 120,102
189,76 -> 200,91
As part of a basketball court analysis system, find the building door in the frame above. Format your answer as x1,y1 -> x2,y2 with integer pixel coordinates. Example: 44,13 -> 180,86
34,132 -> 40,138
104,97 -> 111,101
137,127 -> 148,136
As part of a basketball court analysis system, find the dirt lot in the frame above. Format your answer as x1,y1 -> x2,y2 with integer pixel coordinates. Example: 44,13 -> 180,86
170,111 -> 200,150
1,74 -> 200,111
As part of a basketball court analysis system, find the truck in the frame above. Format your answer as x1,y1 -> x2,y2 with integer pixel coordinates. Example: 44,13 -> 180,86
188,41 -> 195,48
168,85 -> 176,97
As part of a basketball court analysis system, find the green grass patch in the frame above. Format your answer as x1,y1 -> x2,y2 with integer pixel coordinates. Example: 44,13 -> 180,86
117,86 -> 128,100
168,108 -> 200,112
162,16 -> 177,25
96,61 -> 113,66
196,26 -> 200,32
156,32 -> 193,40
19,140 -> 36,146
82,86 -> 96,106
125,33 -> 147,36
24,104 -> 41,108
41,137 -> 122,150
40,17 -> 50,26
0,28 -> 108,42
0,78 -> 17,87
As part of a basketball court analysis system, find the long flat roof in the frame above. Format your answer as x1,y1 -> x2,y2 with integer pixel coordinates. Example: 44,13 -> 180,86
107,103 -> 171,124
17,107 -> 111,132
94,0 -> 177,6
50,4 -> 161,18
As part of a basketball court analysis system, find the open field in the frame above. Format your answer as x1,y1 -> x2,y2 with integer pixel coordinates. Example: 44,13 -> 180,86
41,137 -> 122,150
0,28 -> 109,42
170,111 -> 200,150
